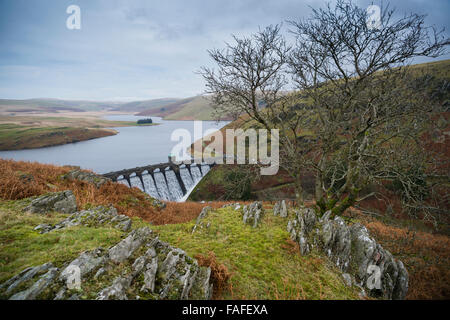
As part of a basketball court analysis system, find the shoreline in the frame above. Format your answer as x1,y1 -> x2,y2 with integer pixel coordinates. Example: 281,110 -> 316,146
0,127 -> 119,151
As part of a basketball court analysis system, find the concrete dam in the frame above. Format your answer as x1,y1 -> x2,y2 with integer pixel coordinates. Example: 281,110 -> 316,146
102,157 -> 219,201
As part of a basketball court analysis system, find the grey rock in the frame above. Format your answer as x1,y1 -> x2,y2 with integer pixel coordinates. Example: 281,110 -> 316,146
2,263 -> 53,295
196,206 -> 212,224
94,268 -> 106,280
9,268 -> 59,300
97,276 -> 132,300
192,206 -> 212,234
221,203 -> 241,210
320,210 -> 332,222
273,200 -> 288,218
24,190 -> 77,214
243,201 -> 265,228
141,257 -> 158,293
342,273 -> 353,287
2,227 -> 213,301
60,248 -> 106,282
109,227 -> 154,264
393,260 -> 409,300
349,224 -> 378,281
37,206 -> 132,234
286,211 -> 409,300
34,224 -> 53,234
54,288 -> 67,300
160,248 -> 185,280
287,207 -> 318,255
193,267 -> 213,300
62,169 -> 111,188
319,217 -> 351,271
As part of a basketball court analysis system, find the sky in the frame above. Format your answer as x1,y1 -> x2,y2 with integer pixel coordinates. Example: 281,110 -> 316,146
0,0 -> 449,101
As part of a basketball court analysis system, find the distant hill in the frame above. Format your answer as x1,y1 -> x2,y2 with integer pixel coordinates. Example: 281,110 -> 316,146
3,59 -> 447,121
0,97 -> 222,119
111,98 -> 181,113
137,95 -> 229,120
0,98 -> 121,113
0,94 -> 223,120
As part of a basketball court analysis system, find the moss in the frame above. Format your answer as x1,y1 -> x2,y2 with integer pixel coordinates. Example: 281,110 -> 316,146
152,207 -> 360,299
0,199 -> 124,284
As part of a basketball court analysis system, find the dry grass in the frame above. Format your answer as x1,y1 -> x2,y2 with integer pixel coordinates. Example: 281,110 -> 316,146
195,251 -> 232,299
0,158 -> 70,199
365,220 -> 450,300
348,208 -> 450,300
0,158 -> 159,221
0,158 -> 240,225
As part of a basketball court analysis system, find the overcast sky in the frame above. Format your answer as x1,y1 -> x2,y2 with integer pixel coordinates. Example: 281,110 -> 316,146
0,0 -> 448,101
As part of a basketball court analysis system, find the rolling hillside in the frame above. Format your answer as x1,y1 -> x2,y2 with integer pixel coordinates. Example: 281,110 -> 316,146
110,98 -> 181,113
0,96 -> 221,120
0,99 -> 120,113
136,95 -> 228,120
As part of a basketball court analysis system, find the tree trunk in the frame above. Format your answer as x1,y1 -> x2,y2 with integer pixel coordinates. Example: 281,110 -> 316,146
315,174 -> 323,202
294,176 -> 304,205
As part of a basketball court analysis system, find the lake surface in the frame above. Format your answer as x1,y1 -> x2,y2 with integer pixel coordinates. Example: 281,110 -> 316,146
0,115 -> 229,174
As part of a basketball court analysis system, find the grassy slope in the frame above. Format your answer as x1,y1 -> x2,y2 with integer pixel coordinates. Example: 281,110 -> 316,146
152,206 -> 359,299
0,199 -> 125,284
137,96 -> 231,121
0,159 -> 448,299
114,98 -> 181,113
163,96 -> 216,120
0,196 -> 358,300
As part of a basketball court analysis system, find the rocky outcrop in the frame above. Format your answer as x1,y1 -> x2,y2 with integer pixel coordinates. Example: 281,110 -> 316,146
287,207 -> 317,255
24,190 -> 77,214
34,206 -> 132,234
242,201 -> 265,228
192,206 -> 212,234
273,200 -> 288,218
61,169 -> 111,188
0,263 -> 54,297
287,208 -> 409,300
0,227 -> 213,300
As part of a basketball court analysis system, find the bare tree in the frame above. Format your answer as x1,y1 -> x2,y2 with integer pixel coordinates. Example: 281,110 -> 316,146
199,25 -> 312,201
201,0 -> 449,219
288,0 -> 449,218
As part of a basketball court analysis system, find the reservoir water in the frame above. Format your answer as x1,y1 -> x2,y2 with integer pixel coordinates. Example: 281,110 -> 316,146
0,115 -> 229,174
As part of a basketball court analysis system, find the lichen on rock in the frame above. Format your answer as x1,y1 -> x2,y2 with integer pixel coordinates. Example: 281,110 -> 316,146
0,227 -> 213,300
61,169 -> 111,188
273,200 -> 288,218
242,201 -> 264,228
24,190 -> 77,214
34,206 -> 132,234
287,207 -> 409,300
192,206 -> 212,234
